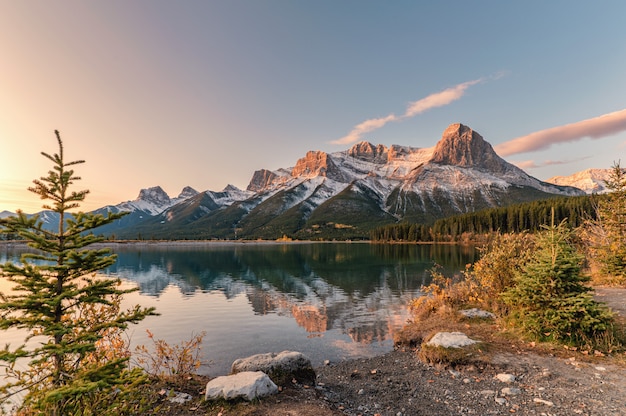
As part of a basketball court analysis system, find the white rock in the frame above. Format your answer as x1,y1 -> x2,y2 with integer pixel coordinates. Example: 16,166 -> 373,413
426,332 -> 478,348
495,373 -> 516,383
459,308 -> 496,319
205,371 -> 278,401
168,391 -> 192,404
495,397 -> 507,405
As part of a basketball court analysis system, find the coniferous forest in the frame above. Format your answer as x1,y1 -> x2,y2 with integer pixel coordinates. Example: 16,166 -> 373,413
370,194 -> 598,242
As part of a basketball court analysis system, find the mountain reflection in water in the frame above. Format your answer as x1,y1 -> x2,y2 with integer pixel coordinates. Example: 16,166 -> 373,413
0,242 -> 476,376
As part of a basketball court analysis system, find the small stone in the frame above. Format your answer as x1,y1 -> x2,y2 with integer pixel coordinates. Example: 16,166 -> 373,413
463,378 -> 471,384
168,392 -> 192,404
533,398 -> 554,406
480,390 -> 496,396
357,388 -> 365,395
495,397 -> 507,405
496,373 -> 516,383
449,369 -> 461,378
594,366 -> 606,371
501,387 -> 522,396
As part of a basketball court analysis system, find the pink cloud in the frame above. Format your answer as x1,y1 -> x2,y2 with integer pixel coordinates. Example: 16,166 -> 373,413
403,79 -> 482,118
332,78 -> 484,145
495,109 -> 626,157
332,114 -> 397,145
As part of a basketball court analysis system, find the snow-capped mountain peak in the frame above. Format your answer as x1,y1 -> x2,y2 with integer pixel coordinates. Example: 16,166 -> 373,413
114,185 -> 199,216
546,168 -> 612,194
177,186 -> 199,200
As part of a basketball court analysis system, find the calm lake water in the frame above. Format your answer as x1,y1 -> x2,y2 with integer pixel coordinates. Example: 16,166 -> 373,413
0,242 -> 476,377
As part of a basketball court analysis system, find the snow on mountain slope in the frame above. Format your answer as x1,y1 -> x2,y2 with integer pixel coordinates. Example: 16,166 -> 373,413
0,211 -> 15,219
546,169 -> 611,194
247,123 -> 583,214
112,186 -> 199,215
206,185 -> 253,206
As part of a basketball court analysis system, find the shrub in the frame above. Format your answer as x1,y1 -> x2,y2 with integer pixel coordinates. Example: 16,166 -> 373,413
134,330 -> 206,385
502,217 -> 615,348
408,233 -> 535,321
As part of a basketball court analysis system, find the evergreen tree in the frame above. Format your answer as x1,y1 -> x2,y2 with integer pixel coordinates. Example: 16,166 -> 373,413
0,131 -> 156,414
502,212 -> 613,346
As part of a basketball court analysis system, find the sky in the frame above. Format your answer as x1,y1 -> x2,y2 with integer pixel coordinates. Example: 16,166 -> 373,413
1,1 -> 626,213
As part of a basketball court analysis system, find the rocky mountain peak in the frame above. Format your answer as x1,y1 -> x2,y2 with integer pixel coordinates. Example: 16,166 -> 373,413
177,186 -> 199,200
291,151 -> 331,177
430,123 -> 507,172
291,150 -> 350,182
223,184 -> 242,193
247,169 -> 280,192
137,186 -> 170,205
347,141 -> 389,163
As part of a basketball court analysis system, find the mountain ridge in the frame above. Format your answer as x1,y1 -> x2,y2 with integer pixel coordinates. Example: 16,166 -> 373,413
114,123 -> 584,240
2,124 -> 592,240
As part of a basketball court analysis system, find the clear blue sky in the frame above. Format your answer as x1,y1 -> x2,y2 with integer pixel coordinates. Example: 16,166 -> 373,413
1,1 -> 626,212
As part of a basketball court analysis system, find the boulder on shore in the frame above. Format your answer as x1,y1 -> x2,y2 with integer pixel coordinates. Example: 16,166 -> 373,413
426,332 -> 479,348
205,371 -> 278,401
231,350 -> 316,385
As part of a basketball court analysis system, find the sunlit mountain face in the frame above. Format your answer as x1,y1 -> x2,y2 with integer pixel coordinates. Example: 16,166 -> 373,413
8,124 -> 584,241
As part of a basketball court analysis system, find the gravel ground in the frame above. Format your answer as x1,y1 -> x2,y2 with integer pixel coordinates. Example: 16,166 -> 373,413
315,347 -> 626,416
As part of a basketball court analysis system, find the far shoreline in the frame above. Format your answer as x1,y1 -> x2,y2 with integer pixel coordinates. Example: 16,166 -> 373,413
0,239 -> 468,247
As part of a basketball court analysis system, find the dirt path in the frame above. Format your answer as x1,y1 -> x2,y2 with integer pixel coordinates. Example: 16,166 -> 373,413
594,286 -> 626,317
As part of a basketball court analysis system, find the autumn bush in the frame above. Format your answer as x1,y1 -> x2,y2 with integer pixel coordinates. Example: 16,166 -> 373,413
134,330 -> 206,385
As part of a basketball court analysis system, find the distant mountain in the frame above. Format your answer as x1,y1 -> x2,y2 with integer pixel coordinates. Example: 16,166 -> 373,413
115,123 -> 584,240
87,186 -> 202,237
546,169 -> 611,194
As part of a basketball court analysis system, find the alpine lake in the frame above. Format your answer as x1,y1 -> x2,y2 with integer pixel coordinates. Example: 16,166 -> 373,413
0,242 -> 477,377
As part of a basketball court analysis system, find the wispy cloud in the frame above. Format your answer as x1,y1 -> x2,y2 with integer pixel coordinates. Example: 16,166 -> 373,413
332,114 -> 398,146
512,157 -> 591,170
495,109 -> 626,157
332,78 -> 485,145
404,79 -> 482,118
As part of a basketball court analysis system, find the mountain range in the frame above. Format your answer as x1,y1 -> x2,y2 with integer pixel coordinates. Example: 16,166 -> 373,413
5,123 -> 601,240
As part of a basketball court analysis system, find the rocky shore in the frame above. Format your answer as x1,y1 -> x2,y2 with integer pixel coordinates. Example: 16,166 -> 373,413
151,342 -> 626,416
149,288 -> 626,415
